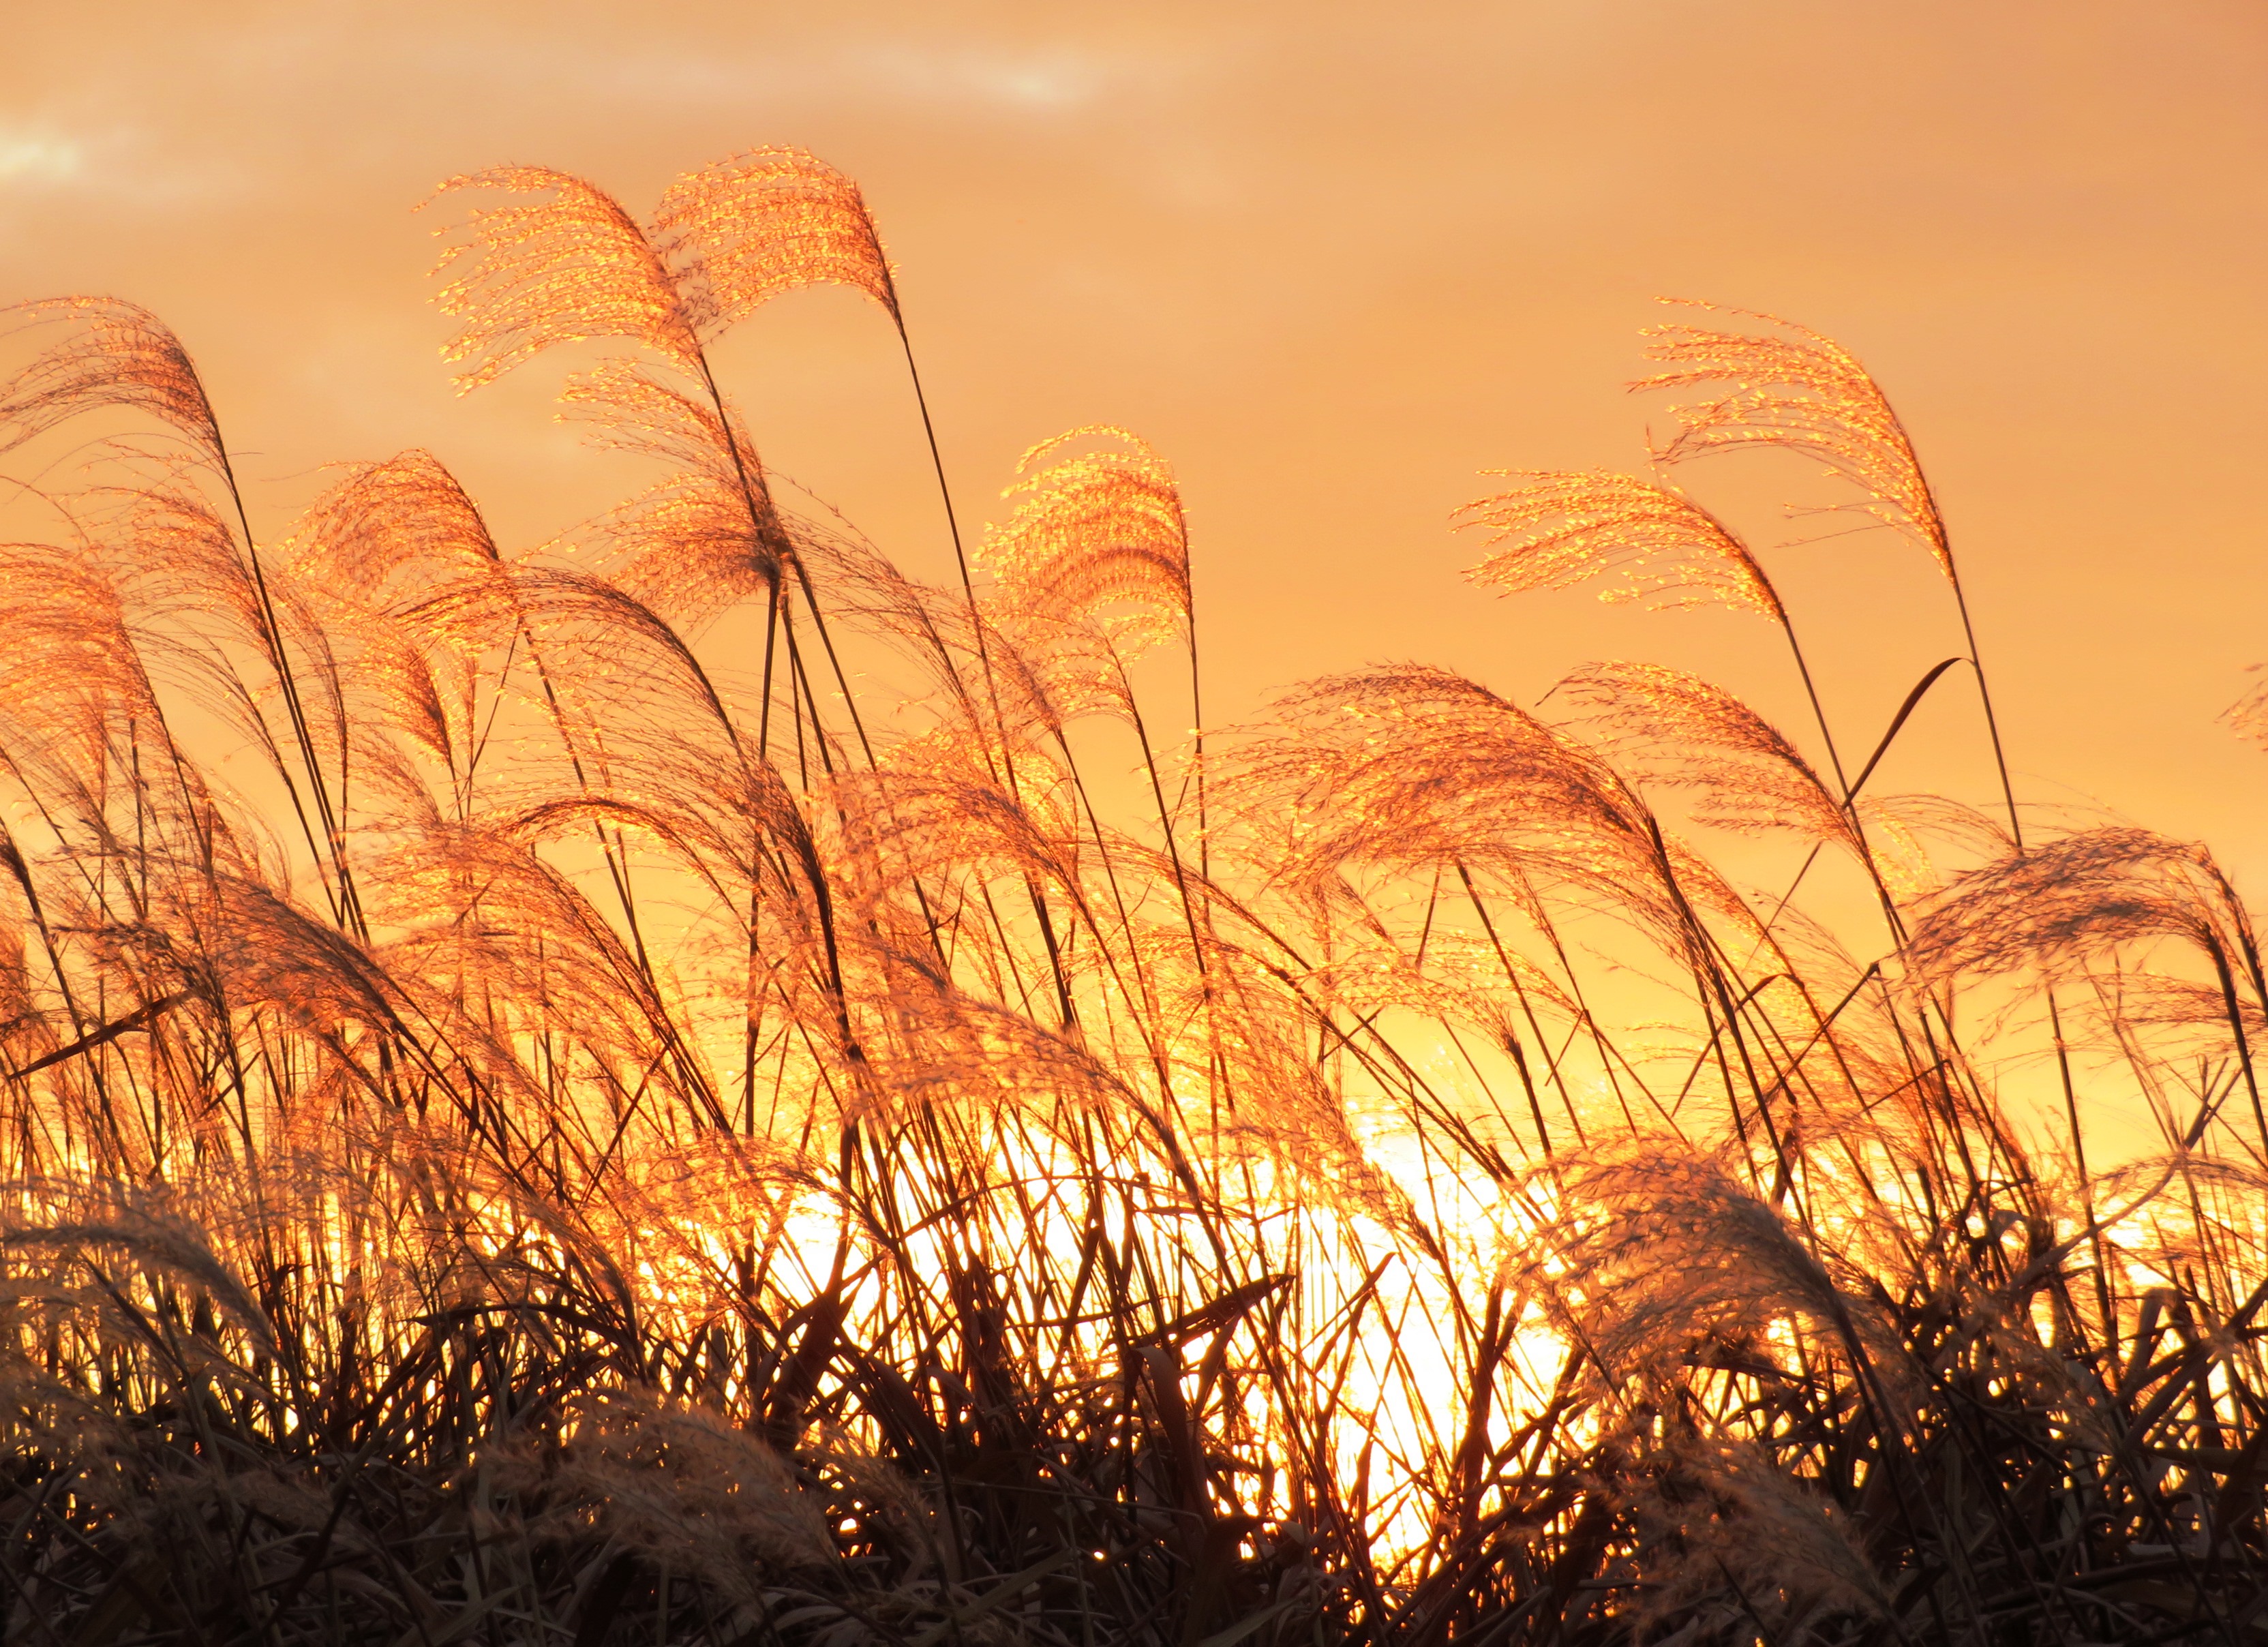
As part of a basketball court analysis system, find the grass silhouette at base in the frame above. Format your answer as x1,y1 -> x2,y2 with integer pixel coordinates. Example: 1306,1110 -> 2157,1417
0,149 -> 2261,1646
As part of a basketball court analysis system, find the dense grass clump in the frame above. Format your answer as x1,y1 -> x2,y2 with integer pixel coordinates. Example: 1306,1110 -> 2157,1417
0,151 -> 2263,1645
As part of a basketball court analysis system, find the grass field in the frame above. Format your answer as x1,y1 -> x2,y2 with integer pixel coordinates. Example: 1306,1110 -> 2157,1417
0,149 -> 2261,1646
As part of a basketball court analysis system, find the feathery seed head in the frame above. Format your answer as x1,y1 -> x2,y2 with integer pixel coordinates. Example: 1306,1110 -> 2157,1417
428,166 -> 699,391
1557,660 -> 1855,850
1907,826 -> 2260,986
1457,469 -> 1785,624
1635,299 -> 1954,581
0,297 -> 226,466
988,426 -> 1192,628
651,146 -> 900,335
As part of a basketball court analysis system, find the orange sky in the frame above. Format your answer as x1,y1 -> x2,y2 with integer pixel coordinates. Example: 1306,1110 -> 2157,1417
5,0 -> 2267,881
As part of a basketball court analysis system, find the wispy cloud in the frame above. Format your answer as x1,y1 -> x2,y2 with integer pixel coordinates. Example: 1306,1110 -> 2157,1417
0,130 -> 84,187
496,34 -> 1153,120
0,120 -> 262,219
849,42 -> 1108,111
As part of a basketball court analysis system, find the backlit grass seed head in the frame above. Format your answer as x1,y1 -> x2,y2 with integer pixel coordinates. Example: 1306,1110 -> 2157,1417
558,361 -> 796,627
973,428 -> 1194,728
1636,299 -> 1954,581
0,542 -> 175,780
589,476 -> 793,634
2095,1155 -> 2268,1277
1616,1434 -> 1894,1640
1236,666 -> 1728,969
2087,972 -> 2268,1067
1457,469 -> 1785,624
1521,1146 -> 1903,1388
429,166 -> 699,390
1245,664 -> 1647,875
2224,660 -> 2268,755
0,1179 -> 278,1359
432,151 -> 896,404
508,1387 -> 838,1588
1556,660 -> 1854,849
560,357 -> 766,479
651,146 -> 900,335
286,451 -> 503,601
1851,791 -> 2008,904
0,297 -> 226,467
1906,826 -> 2262,987
989,425 -> 1192,629
284,465 -> 496,756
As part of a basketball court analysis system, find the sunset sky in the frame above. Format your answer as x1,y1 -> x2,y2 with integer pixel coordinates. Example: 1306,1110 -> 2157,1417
5,1 -> 2265,877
